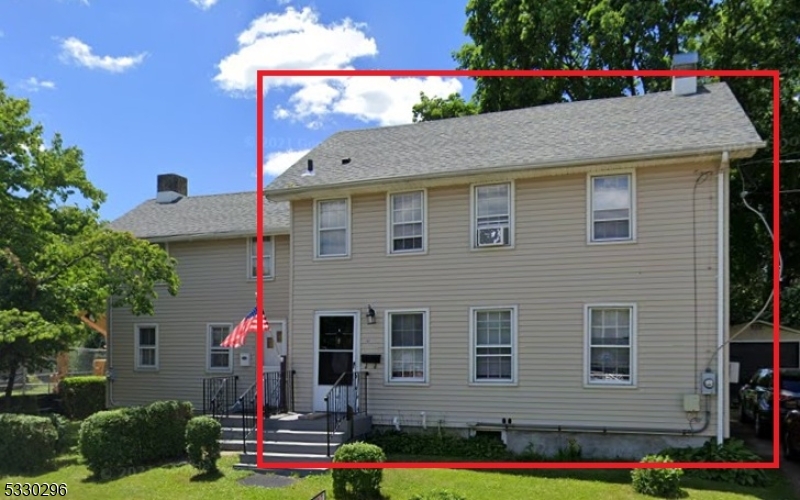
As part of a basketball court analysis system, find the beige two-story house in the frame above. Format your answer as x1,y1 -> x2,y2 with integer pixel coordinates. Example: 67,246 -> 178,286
108,77 -> 764,459
262,78 -> 763,457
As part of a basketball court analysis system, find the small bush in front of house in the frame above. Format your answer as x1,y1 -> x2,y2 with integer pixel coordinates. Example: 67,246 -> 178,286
139,400 -> 194,463
0,414 -> 58,473
79,400 -> 194,478
79,408 -> 139,477
554,437 -> 582,461
332,442 -> 386,500
59,375 -> 106,420
409,489 -> 467,500
631,454 -> 684,499
186,416 -> 222,473
48,413 -> 72,454
658,438 -> 768,487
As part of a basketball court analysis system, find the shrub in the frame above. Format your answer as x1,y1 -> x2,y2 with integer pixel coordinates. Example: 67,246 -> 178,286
0,413 -> 58,473
79,408 -> 139,477
409,489 -> 467,500
658,438 -> 768,487
59,376 -> 106,420
554,438 -> 582,461
78,400 -> 194,478
366,429 -> 511,460
631,454 -> 683,499
186,416 -> 221,473
48,413 -> 72,454
332,442 -> 386,500
139,400 -> 194,463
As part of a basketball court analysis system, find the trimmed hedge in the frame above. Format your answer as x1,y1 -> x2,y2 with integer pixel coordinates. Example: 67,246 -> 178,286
0,413 -> 58,473
186,416 -> 222,473
332,442 -> 386,500
79,400 -> 194,477
631,454 -> 684,499
59,375 -> 106,420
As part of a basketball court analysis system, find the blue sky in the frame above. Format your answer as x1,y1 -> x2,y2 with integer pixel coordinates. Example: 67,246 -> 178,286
0,0 -> 475,221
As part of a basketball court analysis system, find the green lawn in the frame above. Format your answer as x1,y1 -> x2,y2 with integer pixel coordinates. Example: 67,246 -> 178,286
2,454 -> 796,500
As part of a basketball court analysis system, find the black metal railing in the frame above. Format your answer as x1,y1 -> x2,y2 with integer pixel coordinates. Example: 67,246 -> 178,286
202,375 -> 238,418
238,360 -> 295,454
325,370 -> 368,456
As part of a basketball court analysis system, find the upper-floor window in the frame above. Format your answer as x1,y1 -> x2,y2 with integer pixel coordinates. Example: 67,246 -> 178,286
589,173 -> 635,243
473,183 -> 513,248
316,199 -> 349,258
248,236 -> 274,279
388,190 -> 426,254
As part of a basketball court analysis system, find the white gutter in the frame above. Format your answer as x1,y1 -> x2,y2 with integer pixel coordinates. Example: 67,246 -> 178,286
717,151 -> 729,444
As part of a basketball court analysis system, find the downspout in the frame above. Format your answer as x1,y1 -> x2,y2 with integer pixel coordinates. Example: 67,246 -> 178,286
106,296 -> 117,407
717,151 -> 729,445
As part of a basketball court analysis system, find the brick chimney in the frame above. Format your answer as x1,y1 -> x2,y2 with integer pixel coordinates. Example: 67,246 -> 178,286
156,174 -> 187,204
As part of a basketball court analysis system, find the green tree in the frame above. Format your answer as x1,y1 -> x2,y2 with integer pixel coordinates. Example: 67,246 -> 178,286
412,92 -> 478,122
415,0 -> 800,326
0,81 -> 179,402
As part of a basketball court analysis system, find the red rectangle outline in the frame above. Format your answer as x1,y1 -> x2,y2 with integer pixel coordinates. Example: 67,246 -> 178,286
255,69 -> 781,470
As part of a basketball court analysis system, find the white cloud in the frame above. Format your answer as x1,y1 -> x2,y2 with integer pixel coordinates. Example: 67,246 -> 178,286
59,37 -> 146,73
277,0 -> 291,4
263,149 -> 310,176
214,7 -> 464,127
189,0 -> 218,10
20,77 -> 56,92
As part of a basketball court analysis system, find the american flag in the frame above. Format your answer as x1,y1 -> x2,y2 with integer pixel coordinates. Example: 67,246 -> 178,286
220,307 -> 269,348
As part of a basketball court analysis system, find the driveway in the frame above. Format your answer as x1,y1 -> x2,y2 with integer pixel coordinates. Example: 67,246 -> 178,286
730,418 -> 800,495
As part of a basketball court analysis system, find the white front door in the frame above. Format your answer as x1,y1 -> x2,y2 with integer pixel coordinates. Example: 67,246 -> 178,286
263,320 -> 286,373
313,312 -> 359,413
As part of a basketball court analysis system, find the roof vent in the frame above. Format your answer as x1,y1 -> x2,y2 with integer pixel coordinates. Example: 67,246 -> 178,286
156,174 -> 187,204
671,52 -> 698,96
302,159 -> 315,177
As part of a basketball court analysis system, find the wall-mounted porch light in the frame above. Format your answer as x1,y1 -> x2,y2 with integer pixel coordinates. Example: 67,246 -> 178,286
366,305 -> 376,325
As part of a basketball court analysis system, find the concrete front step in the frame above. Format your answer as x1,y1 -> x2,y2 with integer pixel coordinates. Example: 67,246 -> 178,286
223,439 -> 345,456
238,451 -> 334,465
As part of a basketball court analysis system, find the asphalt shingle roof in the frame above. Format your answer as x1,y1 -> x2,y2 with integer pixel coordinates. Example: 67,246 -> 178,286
109,192 -> 289,240
264,82 -> 764,196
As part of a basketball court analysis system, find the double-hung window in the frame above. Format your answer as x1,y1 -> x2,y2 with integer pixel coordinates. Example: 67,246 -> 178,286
388,191 -> 425,254
249,236 -> 274,279
135,324 -> 158,370
316,199 -> 349,258
387,310 -> 428,383
470,307 -> 517,384
589,173 -> 634,242
207,324 -> 233,372
586,305 -> 636,386
474,183 -> 512,247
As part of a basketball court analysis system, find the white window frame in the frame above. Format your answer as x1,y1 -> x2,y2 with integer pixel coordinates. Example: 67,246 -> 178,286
470,181 -> 515,250
206,323 -> 234,373
384,308 -> 430,385
469,306 -> 518,385
248,236 -> 275,280
583,303 -> 637,388
587,170 -> 636,244
314,197 -> 351,259
134,324 -> 159,371
386,189 -> 427,255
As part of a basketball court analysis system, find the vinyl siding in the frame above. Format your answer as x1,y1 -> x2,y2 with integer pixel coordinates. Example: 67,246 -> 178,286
108,235 -> 290,410
288,161 -> 722,436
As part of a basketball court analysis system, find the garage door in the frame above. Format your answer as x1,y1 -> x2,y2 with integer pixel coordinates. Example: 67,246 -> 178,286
730,342 -> 800,400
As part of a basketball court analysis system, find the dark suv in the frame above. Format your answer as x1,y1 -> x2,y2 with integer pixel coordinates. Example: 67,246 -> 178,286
739,368 -> 800,439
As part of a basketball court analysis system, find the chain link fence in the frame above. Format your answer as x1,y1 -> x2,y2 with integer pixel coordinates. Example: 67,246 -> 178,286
1,347 -> 107,395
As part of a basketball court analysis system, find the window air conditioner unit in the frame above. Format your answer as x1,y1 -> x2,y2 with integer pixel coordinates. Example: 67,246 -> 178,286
477,226 -> 507,247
